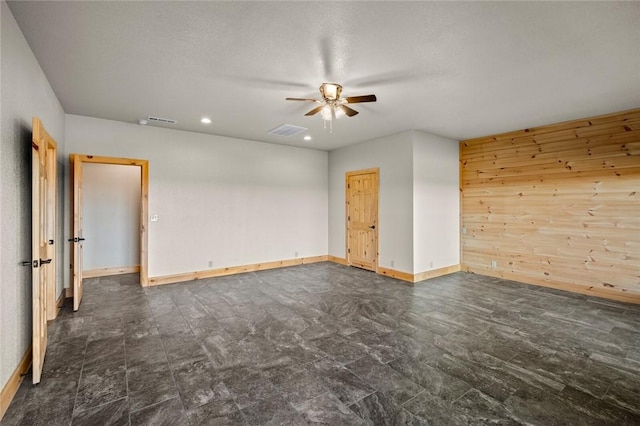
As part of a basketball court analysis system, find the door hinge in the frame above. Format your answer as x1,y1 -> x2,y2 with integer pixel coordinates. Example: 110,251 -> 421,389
348,216 -> 350,221
348,248 -> 350,253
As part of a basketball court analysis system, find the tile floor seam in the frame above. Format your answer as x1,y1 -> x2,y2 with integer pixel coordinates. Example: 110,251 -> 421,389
155,320 -> 190,418
137,294 -> 182,416
122,314 -> 131,426
71,395 -> 128,417
347,389 -> 378,407
398,389 -> 428,408
127,395 -> 181,416
449,386 -> 474,405
70,332 -> 91,418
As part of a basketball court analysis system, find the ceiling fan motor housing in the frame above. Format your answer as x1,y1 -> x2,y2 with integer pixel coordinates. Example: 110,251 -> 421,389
320,83 -> 342,100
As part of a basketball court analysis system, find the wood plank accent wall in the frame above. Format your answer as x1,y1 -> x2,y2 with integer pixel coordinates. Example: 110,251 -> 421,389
460,109 -> 640,303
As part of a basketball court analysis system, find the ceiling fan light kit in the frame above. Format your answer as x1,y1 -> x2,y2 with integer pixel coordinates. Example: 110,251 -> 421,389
286,82 -> 377,133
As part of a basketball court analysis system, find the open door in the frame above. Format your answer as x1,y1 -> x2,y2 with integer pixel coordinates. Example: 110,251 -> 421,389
70,154 -> 85,310
32,117 -> 57,384
70,155 -> 149,305
346,168 -> 379,271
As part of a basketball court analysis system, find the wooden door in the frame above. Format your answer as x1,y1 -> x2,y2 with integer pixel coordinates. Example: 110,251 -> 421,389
71,154 -> 85,310
31,117 -> 57,384
346,168 -> 379,271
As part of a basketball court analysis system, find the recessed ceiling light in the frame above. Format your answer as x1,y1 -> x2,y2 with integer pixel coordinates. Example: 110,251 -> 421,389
201,117 -> 212,124
303,135 -> 312,141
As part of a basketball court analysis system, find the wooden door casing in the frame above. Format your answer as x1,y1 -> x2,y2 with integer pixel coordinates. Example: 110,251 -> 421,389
346,168 -> 379,271
70,155 -> 149,303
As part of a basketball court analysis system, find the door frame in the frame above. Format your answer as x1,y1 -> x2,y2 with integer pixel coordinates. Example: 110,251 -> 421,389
70,155 -> 149,292
345,167 -> 379,272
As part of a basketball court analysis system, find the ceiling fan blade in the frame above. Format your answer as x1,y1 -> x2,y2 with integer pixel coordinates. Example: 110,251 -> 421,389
305,105 -> 325,116
286,97 -> 318,102
345,94 -> 377,103
339,105 -> 359,117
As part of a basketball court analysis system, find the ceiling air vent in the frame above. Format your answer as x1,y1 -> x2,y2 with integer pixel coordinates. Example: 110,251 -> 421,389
147,116 -> 177,124
268,123 -> 307,137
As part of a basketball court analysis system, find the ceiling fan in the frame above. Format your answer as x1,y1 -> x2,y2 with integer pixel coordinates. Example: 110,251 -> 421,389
286,83 -> 377,121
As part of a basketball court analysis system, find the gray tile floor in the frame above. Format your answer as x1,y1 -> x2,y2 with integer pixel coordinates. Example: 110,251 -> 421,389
3,263 -> 640,425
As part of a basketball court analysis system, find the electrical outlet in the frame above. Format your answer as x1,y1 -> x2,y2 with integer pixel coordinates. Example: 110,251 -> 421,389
491,260 -> 497,269
390,260 -> 395,267
462,227 -> 467,234
430,261 -> 433,268
208,261 -> 213,268
150,214 -> 159,222
295,251 -> 298,258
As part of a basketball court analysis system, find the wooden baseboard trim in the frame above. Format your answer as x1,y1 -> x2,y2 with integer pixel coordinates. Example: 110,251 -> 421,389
327,256 -> 348,266
148,256 -> 462,288
148,255 -> 329,286
52,288 -> 66,318
414,264 -> 462,283
377,266 -> 415,283
462,265 -> 640,305
0,345 -> 32,421
83,265 -> 140,279
326,258 -> 460,284
56,289 -> 65,307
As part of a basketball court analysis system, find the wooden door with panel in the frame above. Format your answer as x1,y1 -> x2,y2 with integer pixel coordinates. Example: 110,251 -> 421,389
346,169 -> 379,272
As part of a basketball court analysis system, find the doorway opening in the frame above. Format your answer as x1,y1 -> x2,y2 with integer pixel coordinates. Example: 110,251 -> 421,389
70,155 -> 149,311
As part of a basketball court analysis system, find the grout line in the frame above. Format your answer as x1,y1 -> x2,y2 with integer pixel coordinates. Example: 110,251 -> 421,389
399,389 -> 427,408
128,395 -> 182,416
153,292 -> 192,417
71,396 -> 128,416
122,314 -> 131,426
349,389 -> 378,406
70,325 -> 91,417
450,387 -> 473,405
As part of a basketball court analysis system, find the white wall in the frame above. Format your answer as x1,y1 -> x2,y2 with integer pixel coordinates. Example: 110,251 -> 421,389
1,1 -> 65,389
328,130 -> 460,276
328,132 -> 414,273
82,163 -> 141,271
64,115 -> 328,279
412,131 -> 460,273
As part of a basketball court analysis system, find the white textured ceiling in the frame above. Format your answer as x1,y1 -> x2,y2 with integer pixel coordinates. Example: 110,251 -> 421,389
7,1 -> 640,150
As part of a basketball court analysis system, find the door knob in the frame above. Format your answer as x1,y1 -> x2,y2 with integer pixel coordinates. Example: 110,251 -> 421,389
368,225 -> 375,229
39,259 -> 52,266
21,261 -> 32,266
